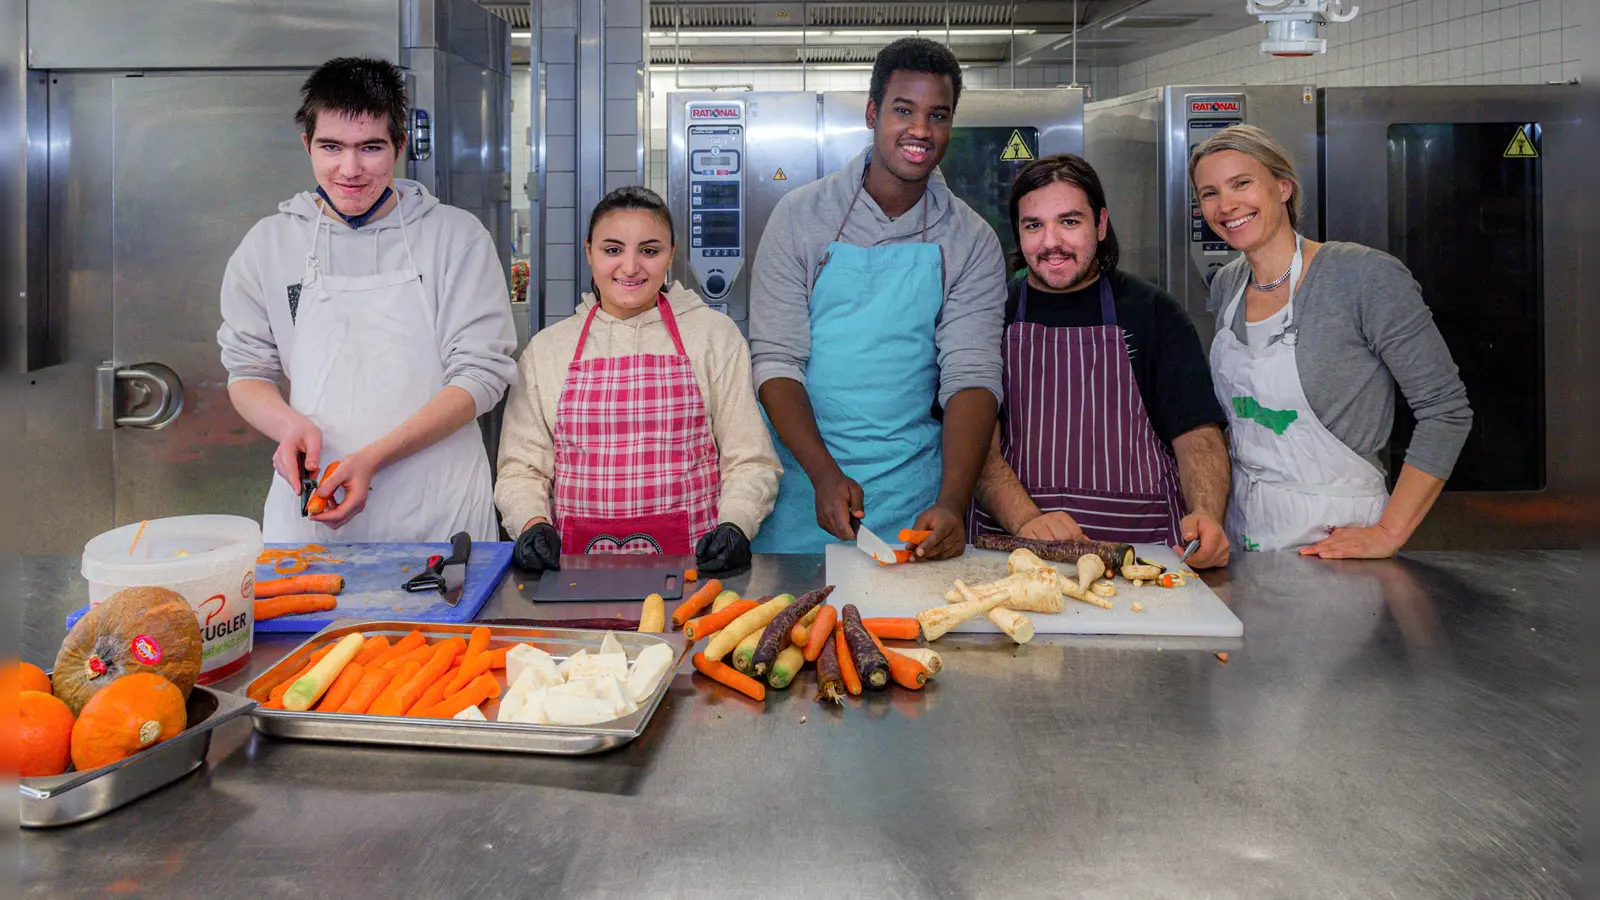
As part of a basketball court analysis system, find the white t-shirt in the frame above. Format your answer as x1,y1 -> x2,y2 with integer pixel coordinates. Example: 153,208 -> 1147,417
1244,304 -> 1290,350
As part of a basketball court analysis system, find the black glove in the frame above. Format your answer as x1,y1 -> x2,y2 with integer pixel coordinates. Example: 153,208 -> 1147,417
695,523 -> 751,575
513,522 -> 562,572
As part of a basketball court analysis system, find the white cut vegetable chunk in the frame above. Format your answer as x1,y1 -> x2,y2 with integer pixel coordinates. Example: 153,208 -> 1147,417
453,705 -> 488,722
599,631 -> 625,657
542,692 -> 615,726
566,652 -> 629,681
504,686 -> 551,725
557,648 -> 590,679
506,644 -> 559,688
626,643 -> 675,704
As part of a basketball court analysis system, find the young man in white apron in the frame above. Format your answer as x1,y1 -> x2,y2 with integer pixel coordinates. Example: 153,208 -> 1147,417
218,57 -> 517,542
748,38 -> 1008,560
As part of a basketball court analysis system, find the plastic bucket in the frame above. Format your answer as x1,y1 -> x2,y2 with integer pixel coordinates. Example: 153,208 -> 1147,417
81,516 -> 264,684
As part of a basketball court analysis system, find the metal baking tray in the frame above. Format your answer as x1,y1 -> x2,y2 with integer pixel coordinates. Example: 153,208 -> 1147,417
247,620 -> 688,756
20,684 -> 257,828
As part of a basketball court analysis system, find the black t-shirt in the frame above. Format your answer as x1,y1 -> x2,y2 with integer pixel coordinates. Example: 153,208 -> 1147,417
1002,270 -> 1226,446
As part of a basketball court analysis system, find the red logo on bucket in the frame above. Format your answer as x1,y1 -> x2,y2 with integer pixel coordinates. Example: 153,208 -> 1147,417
131,634 -> 163,665
199,593 -> 228,627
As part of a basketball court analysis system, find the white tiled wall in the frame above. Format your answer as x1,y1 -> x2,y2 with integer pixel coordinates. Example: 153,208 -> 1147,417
1116,0 -> 1583,95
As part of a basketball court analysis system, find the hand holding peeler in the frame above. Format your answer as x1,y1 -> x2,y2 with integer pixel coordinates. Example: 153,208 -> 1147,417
402,532 -> 472,605
296,452 -> 320,518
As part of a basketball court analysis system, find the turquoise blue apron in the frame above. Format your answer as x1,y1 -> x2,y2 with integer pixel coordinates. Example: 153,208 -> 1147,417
752,162 -> 945,553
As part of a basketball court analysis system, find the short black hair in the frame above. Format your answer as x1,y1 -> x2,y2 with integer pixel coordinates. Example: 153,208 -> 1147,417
1007,154 -> 1120,278
869,37 -> 963,111
586,185 -> 675,244
295,57 -> 409,150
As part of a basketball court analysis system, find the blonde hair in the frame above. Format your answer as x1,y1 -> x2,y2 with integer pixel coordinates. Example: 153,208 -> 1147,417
1187,124 -> 1303,231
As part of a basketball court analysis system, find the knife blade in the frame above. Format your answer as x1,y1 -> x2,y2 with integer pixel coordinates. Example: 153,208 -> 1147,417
853,522 -> 905,566
440,531 -> 471,606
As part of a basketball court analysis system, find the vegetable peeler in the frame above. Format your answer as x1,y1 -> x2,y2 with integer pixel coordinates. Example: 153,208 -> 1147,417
296,452 -> 319,518
402,532 -> 472,606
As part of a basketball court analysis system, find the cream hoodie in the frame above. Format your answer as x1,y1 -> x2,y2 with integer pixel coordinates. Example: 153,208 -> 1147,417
494,282 -> 781,540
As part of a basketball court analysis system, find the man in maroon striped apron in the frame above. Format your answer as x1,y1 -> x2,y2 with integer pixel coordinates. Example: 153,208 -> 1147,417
971,155 -> 1233,568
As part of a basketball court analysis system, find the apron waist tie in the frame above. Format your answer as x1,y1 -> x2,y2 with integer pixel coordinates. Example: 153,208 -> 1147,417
1240,468 -> 1386,498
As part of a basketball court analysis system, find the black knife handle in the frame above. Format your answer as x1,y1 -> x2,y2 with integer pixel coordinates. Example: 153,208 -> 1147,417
444,531 -> 472,566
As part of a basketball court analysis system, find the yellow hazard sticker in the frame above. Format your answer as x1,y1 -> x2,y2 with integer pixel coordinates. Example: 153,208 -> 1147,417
999,129 -> 1034,161
773,168 -> 787,181
1503,126 -> 1539,158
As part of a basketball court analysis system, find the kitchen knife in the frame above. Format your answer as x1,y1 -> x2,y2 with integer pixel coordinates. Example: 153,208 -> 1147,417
440,531 -> 471,606
852,521 -> 906,566
1178,538 -> 1201,567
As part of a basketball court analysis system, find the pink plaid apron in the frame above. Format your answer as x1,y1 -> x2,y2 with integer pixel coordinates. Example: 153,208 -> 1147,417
552,294 -> 720,555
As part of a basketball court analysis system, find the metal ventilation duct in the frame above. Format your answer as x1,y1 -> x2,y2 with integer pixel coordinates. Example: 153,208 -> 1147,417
479,3 -> 529,28
807,3 -> 1017,26
1099,13 -> 1212,29
651,4 -> 759,28
795,46 -> 880,62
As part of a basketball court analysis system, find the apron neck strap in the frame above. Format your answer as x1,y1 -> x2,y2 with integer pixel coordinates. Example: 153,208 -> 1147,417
1016,273 -> 1117,326
315,185 -> 395,230
571,292 -> 686,364
1222,232 -> 1304,333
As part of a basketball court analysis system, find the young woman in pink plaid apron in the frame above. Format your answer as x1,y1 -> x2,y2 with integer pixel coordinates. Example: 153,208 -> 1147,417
494,187 -> 781,575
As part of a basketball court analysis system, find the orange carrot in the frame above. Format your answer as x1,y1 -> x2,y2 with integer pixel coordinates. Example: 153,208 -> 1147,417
366,660 -> 421,716
898,529 -> 934,544
834,621 -> 862,696
462,625 -> 490,660
481,646 -> 511,669
338,665 -> 399,714
862,618 -> 921,641
416,673 -> 502,719
314,663 -> 366,711
378,641 -> 457,715
672,578 -> 725,627
869,631 -> 928,691
384,635 -> 465,672
691,651 -> 765,701
683,599 -> 760,641
405,665 -> 460,717
268,644 -> 335,704
803,605 -> 838,662
369,630 -> 426,668
353,634 -> 391,666
255,574 -> 345,599
305,460 -> 342,515
444,650 -> 494,696
684,568 -> 698,582
254,594 -> 338,621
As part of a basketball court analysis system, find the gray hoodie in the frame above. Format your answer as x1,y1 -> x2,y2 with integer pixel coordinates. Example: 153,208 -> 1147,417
749,149 -> 1007,408
218,179 -> 517,417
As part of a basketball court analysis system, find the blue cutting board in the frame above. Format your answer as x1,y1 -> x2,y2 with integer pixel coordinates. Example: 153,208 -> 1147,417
65,542 -> 515,633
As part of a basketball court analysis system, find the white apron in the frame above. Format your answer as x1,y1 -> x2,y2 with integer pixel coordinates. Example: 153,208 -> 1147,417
260,201 -> 497,543
1209,236 -> 1388,551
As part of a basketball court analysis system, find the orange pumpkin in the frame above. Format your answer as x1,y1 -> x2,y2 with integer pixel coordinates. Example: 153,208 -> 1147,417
53,586 -> 202,716
20,690 -> 76,777
70,673 -> 187,771
8,661 -> 53,696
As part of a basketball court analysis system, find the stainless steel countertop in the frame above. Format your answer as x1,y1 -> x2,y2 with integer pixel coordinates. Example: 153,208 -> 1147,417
20,551 -> 1579,899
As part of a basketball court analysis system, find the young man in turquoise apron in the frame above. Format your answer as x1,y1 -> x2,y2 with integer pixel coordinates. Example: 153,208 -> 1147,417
748,38 -> 1008,559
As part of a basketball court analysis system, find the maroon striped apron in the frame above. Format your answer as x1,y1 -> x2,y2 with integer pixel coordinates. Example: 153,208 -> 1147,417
971,277 -> 1186,544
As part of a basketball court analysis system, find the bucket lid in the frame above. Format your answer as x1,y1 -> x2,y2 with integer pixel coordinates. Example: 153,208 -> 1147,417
82,515 -> 265,586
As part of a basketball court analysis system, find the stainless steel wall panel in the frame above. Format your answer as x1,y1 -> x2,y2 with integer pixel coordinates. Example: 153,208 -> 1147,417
27,0 -> 402,70
108,74 -> 308,530
1321,85 -> 1582,550
1084,89 -> 1163,287
21,74 -> 116,553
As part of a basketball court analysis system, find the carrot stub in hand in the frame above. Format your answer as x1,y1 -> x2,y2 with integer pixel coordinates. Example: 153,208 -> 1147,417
691,651 -> 766,702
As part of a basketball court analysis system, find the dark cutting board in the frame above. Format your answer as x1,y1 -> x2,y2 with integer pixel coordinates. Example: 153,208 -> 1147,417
522,554 -> 690,602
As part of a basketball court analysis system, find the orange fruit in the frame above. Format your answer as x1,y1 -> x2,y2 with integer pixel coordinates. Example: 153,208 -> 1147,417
14,661 -> 53,695
20,690 -> 76,777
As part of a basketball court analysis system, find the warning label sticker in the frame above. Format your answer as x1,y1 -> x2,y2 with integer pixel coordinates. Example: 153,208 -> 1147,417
1503,126 -> 1539,158
773,168 -> 787,181
999,129 -> 1034,161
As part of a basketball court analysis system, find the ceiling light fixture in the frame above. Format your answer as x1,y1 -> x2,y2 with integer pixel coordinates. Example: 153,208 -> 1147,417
647,28 -> 1035,40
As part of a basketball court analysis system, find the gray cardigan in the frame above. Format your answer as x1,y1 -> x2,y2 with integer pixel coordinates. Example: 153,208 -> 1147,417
1209,241 -> 1472,480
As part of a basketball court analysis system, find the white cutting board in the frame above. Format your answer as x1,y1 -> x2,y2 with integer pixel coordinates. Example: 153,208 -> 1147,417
824,543 -> 1243,637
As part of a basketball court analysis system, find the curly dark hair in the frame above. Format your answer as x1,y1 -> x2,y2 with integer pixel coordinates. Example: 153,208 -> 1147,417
869,37 -> 964,111
295,57 -> 409,149
1006,154 -> 1119,278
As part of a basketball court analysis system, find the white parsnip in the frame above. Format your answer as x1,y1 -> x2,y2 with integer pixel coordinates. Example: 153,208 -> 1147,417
953,581 -> 1034,644
894,647 -> 942,675
942,567 -> 1065,614
918,581 -> 1011,640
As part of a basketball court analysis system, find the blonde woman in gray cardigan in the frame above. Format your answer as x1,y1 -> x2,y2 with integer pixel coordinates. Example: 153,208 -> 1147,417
1190,125 -> 1471,559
